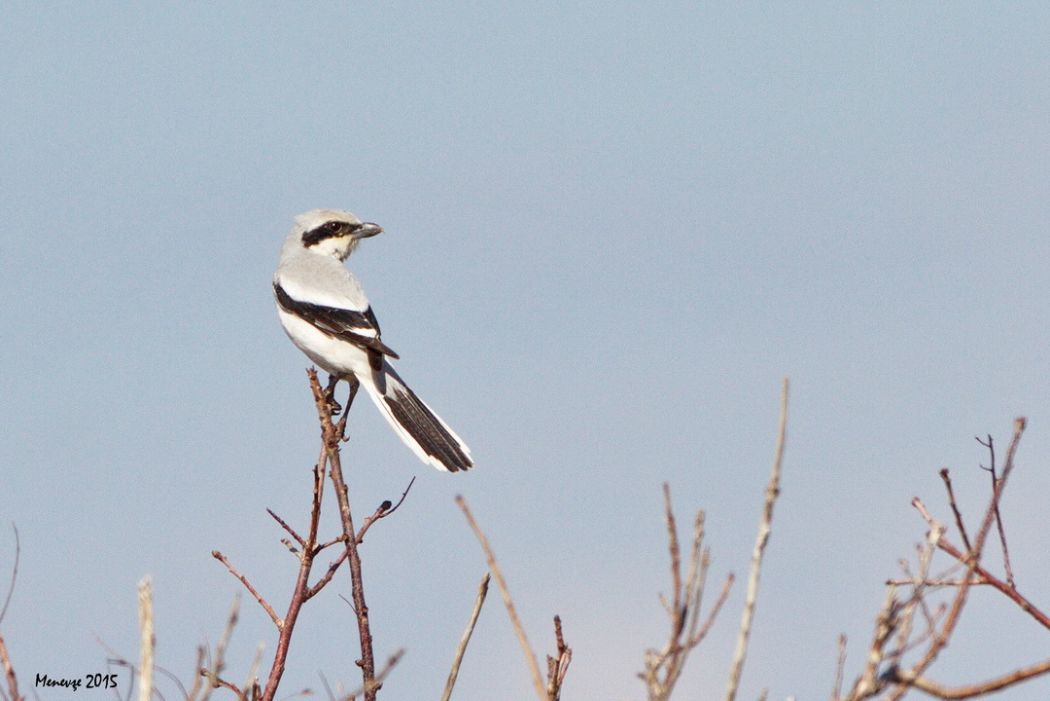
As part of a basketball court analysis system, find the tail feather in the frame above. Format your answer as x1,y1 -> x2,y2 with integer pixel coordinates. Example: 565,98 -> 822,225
361,365 -> 473,472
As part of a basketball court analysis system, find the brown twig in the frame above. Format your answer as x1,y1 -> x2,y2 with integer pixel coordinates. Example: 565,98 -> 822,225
441,573 -> 490,701
455,494 -> 548,701
308,371 -> 380,701
339,649 -> 405,701
976,434 -> 1015,587
881,419 -> 1026,701
918,526 -> 1050,630
640,485 -> 734,701
199,671 -> 244,698
890,655 -> 1050,699
846,586 -> 899,699
724,378 -> 789,701
267,509 -> 305,549
211,551 -> 281,627
938,469 -> 972,554
545,616 -> 572,701
356,477 -> 416,545
306,550 -> 351,600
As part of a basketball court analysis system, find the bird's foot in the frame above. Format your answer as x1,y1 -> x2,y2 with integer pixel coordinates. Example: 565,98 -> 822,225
325,374 -> 343,415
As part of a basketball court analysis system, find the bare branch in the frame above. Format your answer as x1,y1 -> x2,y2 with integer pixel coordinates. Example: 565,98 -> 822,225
441,573 -> 490,701
846,586 -> 898,699
545,616 -> 572,701
889,419 -> 1026,701
211,551 -> 281,627
200,595 -> 240,701
307,370 -> 380,701
938,469 -> 972,554
339,649 -> 405,701
888,656 -> 1050,699
640,486 -> 734,701
266,509 -> 305,549
724,378 -> 789,701
455,494 -> 547,701
832,634 -> 847,701
976,434 -> 1016,587
355,477 -> 416,545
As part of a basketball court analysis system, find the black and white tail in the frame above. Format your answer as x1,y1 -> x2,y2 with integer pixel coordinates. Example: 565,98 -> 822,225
361,363 -> 473,472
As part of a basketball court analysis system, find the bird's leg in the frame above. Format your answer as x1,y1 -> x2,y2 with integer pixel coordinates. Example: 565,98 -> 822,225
344,376 -> 360,410
324,374 -> 343,415
339,376 -> 360,442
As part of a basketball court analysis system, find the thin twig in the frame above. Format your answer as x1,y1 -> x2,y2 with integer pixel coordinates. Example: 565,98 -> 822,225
723,378 -> 789,701
938,469 -> 972,554
306,550 -> 351,600
212,551 -> 281,627
356,477 -> 416,545
200,595 -> 240,701
339,649 -> 405,701
545,616 -> 572,701
0,525 -> 18,628
832,634 -> 847,701
693,574 -> 734,647
441,573 -> 490,701
199,672 -> 243,698
455,495 -> 547,701
919,527 -> 1050,630
887,418 -> 1026,701
267,509 -> 305,548
243,642 -> 265,701
977,434 -> 1015,587
186,647 -> 206,701
889,655 -> 1050,699
641,487 -> 733,701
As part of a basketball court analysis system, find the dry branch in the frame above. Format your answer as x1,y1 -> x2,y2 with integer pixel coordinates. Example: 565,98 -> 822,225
839,417 -> 1048,700
724,377 -> 789,701
441,573 -> 490,701
455,494 -> 550,701
545,616 -> 572,701
640,485 -> 734,701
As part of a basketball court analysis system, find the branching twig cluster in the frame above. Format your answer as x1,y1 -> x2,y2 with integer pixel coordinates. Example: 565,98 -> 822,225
837,417 -> 1050,700
208,370 -> 411,701
639,485 -> 734,701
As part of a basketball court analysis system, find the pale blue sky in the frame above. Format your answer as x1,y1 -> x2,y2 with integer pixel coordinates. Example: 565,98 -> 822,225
3,3 -> 1050,699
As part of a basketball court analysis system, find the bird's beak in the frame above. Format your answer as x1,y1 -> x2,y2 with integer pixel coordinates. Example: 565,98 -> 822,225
353,222 -> 383,239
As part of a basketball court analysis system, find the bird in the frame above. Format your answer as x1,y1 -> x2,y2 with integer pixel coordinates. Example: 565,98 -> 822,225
273,208 -> 473,472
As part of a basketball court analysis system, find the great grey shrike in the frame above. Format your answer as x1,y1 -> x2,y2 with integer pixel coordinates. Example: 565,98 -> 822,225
273,209 -> 473,472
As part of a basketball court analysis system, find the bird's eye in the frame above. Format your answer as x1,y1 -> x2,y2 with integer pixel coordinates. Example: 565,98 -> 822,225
325,221 -> 342,232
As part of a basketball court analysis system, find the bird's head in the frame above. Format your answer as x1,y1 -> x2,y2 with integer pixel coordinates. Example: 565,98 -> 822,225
292,209 -> 383,261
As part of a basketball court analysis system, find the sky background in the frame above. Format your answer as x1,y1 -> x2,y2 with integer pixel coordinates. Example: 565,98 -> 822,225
3,3 -> 1050,700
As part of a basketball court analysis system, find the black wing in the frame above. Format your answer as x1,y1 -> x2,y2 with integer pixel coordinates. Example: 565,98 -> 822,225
274,281 -> 399,361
